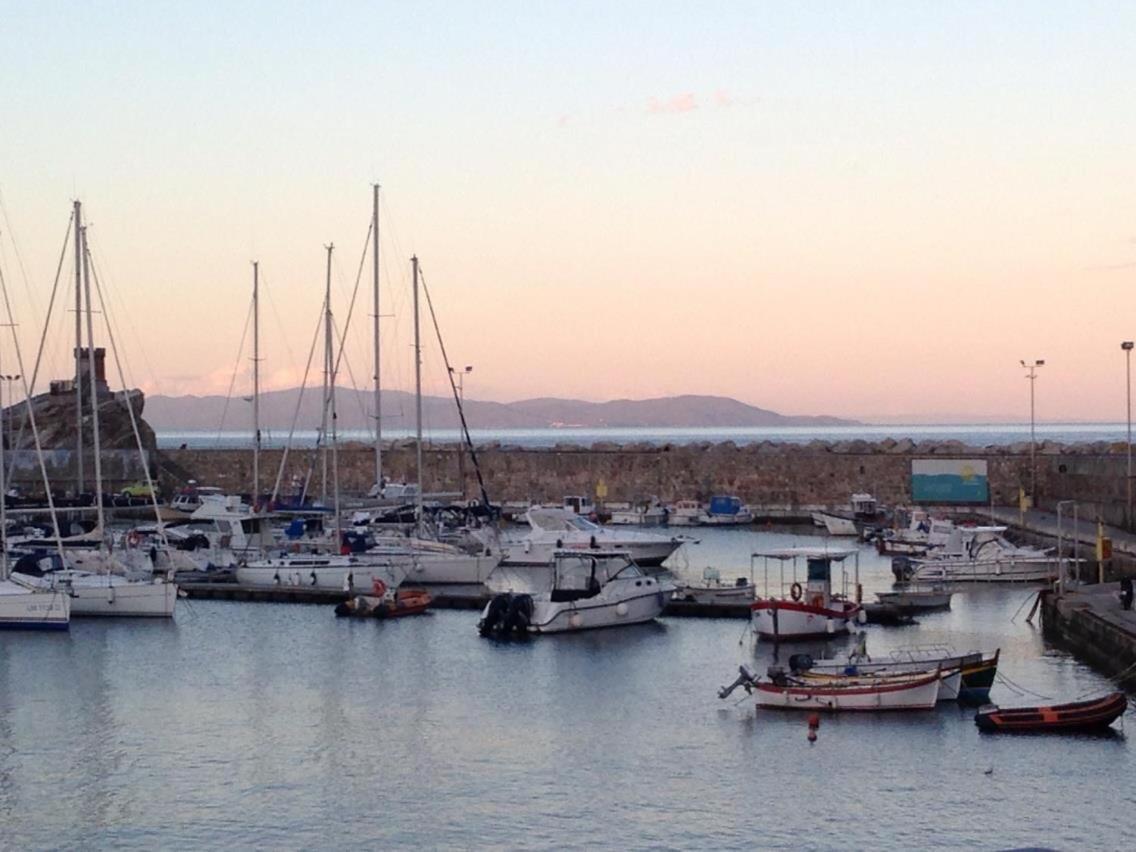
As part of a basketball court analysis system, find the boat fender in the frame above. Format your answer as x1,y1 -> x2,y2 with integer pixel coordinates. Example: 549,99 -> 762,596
789,582 -> 803,602
615,602 -> 629,617
309,571 -> 318,586
556,538 -> 563,549
126,530 -> 141,548
569,612 -> 583,629
590,535 -> 598,549
272,572 -> 281,585
372,578 -> 388,599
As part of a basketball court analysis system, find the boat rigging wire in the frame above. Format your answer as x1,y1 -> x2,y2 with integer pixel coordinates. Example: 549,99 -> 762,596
4,210 -> 73,480
0,188 -> 43,324
87,246 -> 170,548
270,304 -> 324,504
214,296 -> 254,447
417,264 -> 492,511
0,241 -> 65,559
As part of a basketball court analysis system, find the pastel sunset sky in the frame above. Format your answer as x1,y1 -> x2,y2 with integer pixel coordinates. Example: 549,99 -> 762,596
2,1 -> 1135,423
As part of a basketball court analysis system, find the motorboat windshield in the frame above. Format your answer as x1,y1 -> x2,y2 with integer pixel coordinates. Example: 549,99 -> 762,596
527,508 -> 602,534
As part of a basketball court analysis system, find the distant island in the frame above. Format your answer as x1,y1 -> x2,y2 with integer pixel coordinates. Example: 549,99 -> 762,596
144,390 -> 859,432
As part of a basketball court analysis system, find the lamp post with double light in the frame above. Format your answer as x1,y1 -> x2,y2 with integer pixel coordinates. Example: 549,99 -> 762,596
1124,342 -> 1134,530
449,365 -> 473,496
1021,359 -> 1045,507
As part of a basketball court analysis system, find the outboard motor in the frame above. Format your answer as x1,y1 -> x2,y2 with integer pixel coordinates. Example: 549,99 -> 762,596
478,593 -> 513,637
788,653 -> 815,674
717,664 -> 758,699
503,594 -> 534,635
892,556 -> 915,582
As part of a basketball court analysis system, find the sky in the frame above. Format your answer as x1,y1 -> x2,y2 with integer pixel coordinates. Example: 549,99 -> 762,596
1,1 -> 1135,424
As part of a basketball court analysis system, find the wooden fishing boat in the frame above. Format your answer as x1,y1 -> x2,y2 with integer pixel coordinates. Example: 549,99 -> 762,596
753,668 -> 941,711
875,587 -> 953,611
794,646 -> 999,704
335,581 -> 432,619
975,692 -> 1128,733
797,666 -> 963,702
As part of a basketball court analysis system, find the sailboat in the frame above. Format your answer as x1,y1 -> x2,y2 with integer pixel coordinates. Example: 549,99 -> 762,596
364,254 -> 501,585
9,203 -> 177,617
236,243 -> 410,593
0,322 -> 70,630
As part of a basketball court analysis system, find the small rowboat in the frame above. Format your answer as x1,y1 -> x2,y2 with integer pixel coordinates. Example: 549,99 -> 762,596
975,692 -> 1128,733
754,669 -> 941,711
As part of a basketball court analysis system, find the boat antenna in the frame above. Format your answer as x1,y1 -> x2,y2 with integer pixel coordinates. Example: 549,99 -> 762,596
418,266 -> 493,513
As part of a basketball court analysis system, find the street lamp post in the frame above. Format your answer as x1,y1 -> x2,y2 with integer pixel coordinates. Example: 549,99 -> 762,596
449,365 -> 473,497
1124,342 -> 1134,530
1021,359 -> 1045,507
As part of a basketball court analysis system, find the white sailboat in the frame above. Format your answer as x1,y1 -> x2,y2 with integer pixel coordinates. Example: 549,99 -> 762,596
238,243 -> 411,591
0,334 -> 69,630
9,206 -> 177,617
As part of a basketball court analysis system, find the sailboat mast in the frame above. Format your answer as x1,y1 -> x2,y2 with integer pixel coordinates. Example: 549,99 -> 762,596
372,183 -> 382,492
72,199 -> 84,494
413,255 -> 424,530
252,260 -> 260,507
327,244 -> 341,541
320,244 -> 333,504
80,226 -> 105,539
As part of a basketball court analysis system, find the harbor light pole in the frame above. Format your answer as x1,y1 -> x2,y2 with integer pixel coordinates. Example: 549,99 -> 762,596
1021,359 -> 1045,507
1124,342 -> 1134,530
449,365 -> 473,497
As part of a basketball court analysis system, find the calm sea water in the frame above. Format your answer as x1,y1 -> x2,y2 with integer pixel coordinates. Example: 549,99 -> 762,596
157,423 -> 1131,450
0,528 -> 1130,850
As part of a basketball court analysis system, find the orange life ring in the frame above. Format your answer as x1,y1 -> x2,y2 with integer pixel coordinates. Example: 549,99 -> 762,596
371,578 -> 388,598
789,582 -> 803,602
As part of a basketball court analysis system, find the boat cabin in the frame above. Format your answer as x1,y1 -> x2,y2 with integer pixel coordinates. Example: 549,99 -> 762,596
550,552 -> 644,601
850,493 -> 878,517
562,495 -> 596,516
707,495 -> 744,516
751,547 -> 860,606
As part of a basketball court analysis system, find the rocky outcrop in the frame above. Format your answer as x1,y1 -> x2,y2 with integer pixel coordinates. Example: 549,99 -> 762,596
3,388 -> 156,451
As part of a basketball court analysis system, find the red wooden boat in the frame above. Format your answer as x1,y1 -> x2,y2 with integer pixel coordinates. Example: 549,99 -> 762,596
974,691 -> 1128,733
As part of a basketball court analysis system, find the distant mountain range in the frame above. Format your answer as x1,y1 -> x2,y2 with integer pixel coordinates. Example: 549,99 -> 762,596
143,390 -> 859,432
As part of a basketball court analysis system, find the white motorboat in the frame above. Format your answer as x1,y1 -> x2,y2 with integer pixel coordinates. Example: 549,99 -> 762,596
749,548 -> 863,639
873,511 -> 956,556
478,551 -> 675,635
699,495 -> 754,526
875,587 -> 953,610
899,527 -> 1061,583
673,566 -> 754,605
500,507 -> 685,568
364,533 -> 502,585
666,500 -> 704,526
0,578 -> 71,630
812,493 -> 883,537
609,499 -> 667,526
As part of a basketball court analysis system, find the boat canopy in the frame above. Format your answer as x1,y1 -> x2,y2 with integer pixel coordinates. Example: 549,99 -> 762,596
708,495 -> 743,515
752,547 -> 858,561
528,507 -> 601,533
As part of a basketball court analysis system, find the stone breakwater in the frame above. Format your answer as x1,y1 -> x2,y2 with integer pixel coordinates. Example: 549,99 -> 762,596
154,438 -> 1134,522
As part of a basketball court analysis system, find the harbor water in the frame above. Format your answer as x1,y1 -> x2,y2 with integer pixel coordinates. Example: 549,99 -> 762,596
0,528 -> 1131,849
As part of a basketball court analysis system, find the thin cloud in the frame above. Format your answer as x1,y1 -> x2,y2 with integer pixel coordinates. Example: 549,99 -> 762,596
647,93 -> 697,115
1083,261 -> 1136,272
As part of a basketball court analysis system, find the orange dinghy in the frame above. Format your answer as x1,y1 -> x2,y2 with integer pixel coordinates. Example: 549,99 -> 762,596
335,580 -> 432,619
975,692 -> 1128,733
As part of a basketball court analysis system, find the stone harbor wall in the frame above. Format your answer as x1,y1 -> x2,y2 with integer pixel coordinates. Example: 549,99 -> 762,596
151,438 -> 1135,526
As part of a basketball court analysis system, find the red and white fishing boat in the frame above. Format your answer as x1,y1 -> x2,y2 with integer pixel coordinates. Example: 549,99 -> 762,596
749,548 -> 862,639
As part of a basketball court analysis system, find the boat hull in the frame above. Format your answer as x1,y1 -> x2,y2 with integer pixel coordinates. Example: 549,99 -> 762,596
236,557 -> 408,592
912,558 -> 1058,583
0,581 -> 70,629
975,692 -> 1128,733
755,672 -> 941,711
812,512 -> 858,536
531,586 -> 669,633
401,553 -> 501,585
750,599 -> 861,639
501,540 -> 679,569
11,573 -> 176,617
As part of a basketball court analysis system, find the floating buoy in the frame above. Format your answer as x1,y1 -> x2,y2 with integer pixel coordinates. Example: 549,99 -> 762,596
807,713 -> 820,730
807,728 -> 817,743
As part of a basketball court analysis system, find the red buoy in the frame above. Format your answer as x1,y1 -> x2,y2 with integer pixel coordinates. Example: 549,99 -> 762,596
807,713 -> 820,730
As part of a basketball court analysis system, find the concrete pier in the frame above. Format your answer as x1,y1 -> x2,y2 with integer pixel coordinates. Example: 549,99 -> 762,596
1042,584 -> 1136,679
